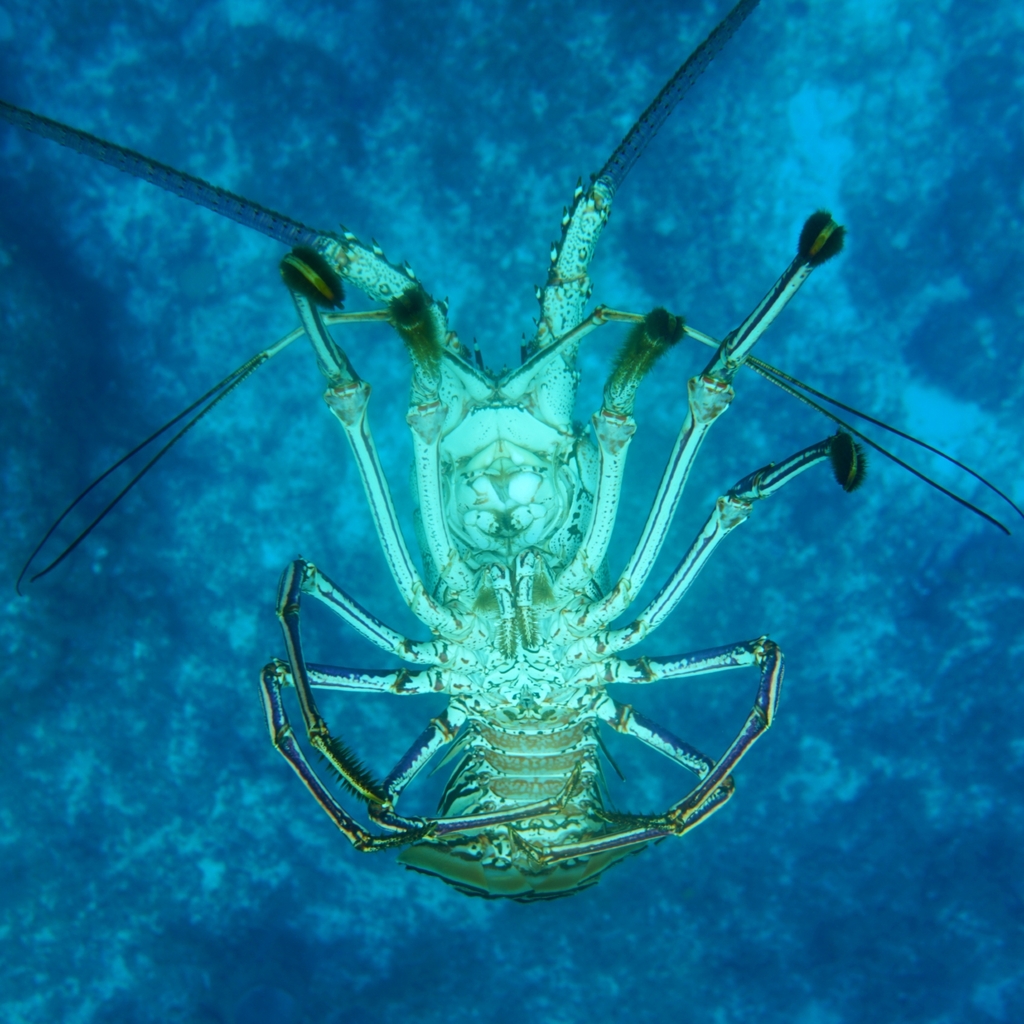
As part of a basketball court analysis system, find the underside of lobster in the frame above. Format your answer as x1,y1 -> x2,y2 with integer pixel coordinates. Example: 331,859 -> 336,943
1,0 -> 859,902
246,2 -> 858,894
258,183 -> 849,899
10,0 -> 1013,903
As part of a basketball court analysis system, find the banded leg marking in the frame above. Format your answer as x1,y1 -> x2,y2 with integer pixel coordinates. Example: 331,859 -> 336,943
289,294 -> 474,639
606,638 -> 764,684
384,708 -> 465,804
276,561 -> 387,804
297,560 -> 439,665
297,289 -> 465,609
368,705 -> 568,836
564,218 -> 843,635
542,778 -> 736,865
604,435 -> 838,654
546,639 -> 781,863
703,213 -> 843,382
566,372 -> 734,635
668,638 -> 783,822
325,377 -> 471,637
264,651 -> 589,845
307,663 -> 444,694
556,406 -> 636,598
369,707 -> 465,831
263,662 -> 514,847
271,619 -> 566,840
259,662 -> 401,851
597,697 -> 714,778
407,399 -> 476,600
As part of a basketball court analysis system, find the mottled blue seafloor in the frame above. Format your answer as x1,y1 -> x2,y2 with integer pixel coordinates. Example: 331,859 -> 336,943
1,1 -> 1023,1022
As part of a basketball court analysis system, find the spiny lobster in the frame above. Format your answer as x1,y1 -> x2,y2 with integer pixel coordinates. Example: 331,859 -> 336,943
6,0 -> 1016,901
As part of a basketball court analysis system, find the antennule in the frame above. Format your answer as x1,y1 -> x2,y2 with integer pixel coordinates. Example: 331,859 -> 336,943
745,353 -> 1022,528
15,330 -> 304,592
747,360 -> 1011,533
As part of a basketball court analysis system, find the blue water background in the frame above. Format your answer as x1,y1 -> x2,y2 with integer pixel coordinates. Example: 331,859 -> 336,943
2,1 -> 1023,1022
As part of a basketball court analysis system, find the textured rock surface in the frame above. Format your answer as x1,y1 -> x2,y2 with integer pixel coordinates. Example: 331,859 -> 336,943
1,1 -> 1022,1022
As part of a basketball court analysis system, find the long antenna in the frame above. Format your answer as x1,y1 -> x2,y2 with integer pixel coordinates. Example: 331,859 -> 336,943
595,0 -> 760,193
0,99 -> 330,249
